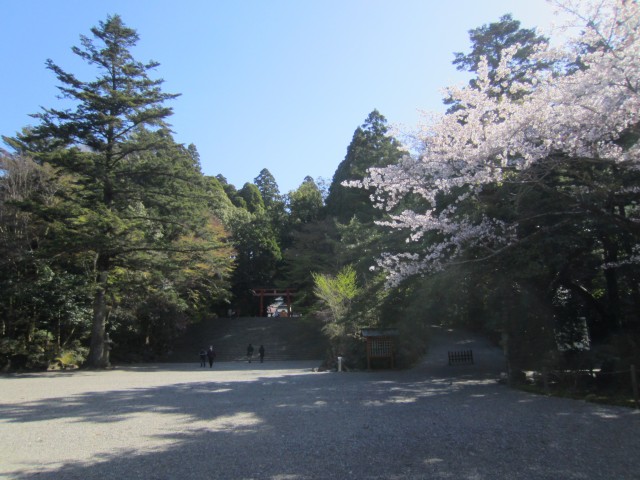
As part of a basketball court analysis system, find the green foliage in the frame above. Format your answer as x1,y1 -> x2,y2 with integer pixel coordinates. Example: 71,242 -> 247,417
1,15 -> 234,369
18,15 -> 188,368
227,209 -> 282,312
446,13 -> 552,109
254,168 -> 289,250
54,344 -> 88,370
325,110 -> 404,223
0,149 -> 95,370
280,218 -> 341,309
476,154 -> 640,362
168,217 -> 235,314
238,182 -> 265,214
288,176 -> 324,225
312,265 -> 359,330
215,175 -> 245,209
399,13 -> 640,378
253,168 -> 282,209
0,330 -> 55,371
5,11 -> 636,380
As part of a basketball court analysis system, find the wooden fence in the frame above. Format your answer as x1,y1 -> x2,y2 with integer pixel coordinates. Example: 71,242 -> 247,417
448,350 -> 474,366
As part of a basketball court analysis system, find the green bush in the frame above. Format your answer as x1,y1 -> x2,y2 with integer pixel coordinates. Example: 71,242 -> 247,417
0,330 -> 55,371
53,343 -> 88,370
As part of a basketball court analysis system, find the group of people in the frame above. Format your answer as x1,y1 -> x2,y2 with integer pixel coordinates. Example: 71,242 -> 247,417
199,346 -> 216,368
199,343 -> 265,367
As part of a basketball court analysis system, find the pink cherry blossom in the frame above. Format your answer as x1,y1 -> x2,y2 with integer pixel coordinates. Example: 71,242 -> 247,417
350,0 -> 640,287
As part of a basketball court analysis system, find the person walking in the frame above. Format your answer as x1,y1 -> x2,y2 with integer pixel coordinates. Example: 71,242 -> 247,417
199,348 -> 207,368
247,343 -> 254,363
207,345 -> 216,368
259,345 -> 265,363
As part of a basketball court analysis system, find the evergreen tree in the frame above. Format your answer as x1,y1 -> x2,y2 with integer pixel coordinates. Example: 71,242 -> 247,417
0,149 -> 92,369
289,176 -> 324,225
280,217 -> 341,308
216,174 -> 246,209
445,14 -> 551,110
203,175 -> 236,224
325,110 -> 403,223
228,210 -> 282,312
16,15 -> 232,367
254,168 -> 288,248
276,177 -> 330,310
238,182 -> 265,214
253,168 -> 282,209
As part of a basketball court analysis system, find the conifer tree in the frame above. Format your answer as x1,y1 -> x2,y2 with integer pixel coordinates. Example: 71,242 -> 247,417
325,110 -> 403,223
18,15 -> 231,367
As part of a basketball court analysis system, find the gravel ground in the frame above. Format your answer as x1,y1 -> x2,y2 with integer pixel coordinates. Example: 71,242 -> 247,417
1,332 -> 639,479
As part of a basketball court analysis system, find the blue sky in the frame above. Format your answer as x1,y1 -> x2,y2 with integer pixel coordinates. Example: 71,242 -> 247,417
1,1 -> 565,194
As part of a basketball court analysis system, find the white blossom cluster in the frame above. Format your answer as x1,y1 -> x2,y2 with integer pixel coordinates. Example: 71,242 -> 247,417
352,0 -> 640,287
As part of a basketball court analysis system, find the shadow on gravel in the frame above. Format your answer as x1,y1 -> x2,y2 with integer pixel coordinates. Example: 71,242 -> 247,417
0,360 -> 323,378
2,365 -> 640,479
114,360 -> 324,373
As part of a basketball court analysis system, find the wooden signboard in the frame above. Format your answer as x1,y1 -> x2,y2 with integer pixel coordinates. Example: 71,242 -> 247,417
361,328 -> 399,369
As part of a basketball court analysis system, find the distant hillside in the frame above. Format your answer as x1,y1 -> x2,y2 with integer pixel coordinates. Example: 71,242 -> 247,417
166,316 -> 329,363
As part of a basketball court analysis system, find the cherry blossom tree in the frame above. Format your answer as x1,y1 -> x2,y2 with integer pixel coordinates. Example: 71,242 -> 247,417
354,0 -> 640,291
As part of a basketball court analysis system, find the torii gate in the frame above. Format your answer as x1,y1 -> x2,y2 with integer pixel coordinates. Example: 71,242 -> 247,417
251,288 -> 296,317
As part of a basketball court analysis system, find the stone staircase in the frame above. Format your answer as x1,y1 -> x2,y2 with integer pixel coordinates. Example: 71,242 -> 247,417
167,316 -> 327,363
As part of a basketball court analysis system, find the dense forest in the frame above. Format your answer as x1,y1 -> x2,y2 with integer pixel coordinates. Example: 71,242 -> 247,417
2,1 -> 639,401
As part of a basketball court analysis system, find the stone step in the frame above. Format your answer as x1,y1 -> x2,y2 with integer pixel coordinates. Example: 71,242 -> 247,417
167,315 -> 327,363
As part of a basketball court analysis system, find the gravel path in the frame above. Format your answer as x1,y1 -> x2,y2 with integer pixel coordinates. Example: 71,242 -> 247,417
1,334 -> 639,479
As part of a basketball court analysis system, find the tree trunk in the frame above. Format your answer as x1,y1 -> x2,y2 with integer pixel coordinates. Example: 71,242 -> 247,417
601,235 -> 621,332
87,256 -> 110,368
618,204 -> 640,325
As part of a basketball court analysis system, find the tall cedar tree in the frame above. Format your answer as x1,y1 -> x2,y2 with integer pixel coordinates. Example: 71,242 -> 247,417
253,168 -> 282,209
254,168 -> 289,250
289,176 -> 324,225
21,15 -> 213,367
325,110 -> 404,223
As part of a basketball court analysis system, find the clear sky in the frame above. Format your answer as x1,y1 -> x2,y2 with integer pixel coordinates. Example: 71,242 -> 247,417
1,0 -> 565,194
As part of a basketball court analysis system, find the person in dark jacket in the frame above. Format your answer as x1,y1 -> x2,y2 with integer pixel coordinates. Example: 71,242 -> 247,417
259,345 -> 265,363
199,348 -> 207,367
207,346 -> 216,368
247,343 -> 254,363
